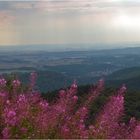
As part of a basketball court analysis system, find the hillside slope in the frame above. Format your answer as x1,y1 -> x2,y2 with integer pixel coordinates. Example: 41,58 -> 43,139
106,67 -> 140,90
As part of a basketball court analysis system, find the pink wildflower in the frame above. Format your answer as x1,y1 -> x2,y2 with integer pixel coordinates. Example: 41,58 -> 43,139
12,79 -> 21,87
2,127 -> 10,139
73,95 -> 78,102
0,78 -> 6,87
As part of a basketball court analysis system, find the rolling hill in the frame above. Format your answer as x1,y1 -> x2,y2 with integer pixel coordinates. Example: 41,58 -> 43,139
106,67 -> 140,91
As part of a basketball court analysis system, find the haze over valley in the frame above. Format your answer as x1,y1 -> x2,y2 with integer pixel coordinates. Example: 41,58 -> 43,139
0,44 -> 140,91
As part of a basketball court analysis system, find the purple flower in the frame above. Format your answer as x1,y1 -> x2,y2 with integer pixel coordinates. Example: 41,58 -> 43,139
73,95 -> 78,102
12,79 -> 21,87
0,78 -> 6,87
2,127 -> 10,139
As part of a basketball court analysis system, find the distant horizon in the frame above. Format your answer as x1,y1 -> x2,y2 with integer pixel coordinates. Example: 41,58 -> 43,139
0,43 -> 140,52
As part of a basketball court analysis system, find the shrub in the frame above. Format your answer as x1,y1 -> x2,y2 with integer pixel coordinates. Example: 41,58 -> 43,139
0,73 -> 140,139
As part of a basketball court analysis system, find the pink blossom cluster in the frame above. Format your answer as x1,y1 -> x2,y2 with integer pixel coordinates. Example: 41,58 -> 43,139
12,80 -> 21,88
0,78 -> 6,87
0,74 -> 140,139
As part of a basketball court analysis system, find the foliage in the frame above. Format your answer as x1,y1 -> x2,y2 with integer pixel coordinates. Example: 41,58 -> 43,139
0,73 -> 140,139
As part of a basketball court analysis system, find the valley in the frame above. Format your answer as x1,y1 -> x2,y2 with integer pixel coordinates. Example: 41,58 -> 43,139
1,46 -> 140,91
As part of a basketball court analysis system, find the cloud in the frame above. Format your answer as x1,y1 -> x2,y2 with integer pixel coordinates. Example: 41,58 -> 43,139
94,0 -> 140,8
0,10 -> 15,26
0,0 -> 140,45
0,0 -> 140,15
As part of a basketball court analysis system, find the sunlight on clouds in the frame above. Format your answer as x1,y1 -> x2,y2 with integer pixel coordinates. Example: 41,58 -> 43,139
0,11 -> 15,25
0,0 -> 140,45
0,10 -> 20,45
0,28 -> 19,46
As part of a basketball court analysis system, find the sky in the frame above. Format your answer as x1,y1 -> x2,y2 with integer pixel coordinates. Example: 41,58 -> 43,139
0,0 -> 140,46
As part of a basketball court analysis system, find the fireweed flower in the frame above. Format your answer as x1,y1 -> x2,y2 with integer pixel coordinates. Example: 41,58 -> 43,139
59,90 -> 66,98
0,75 -> 140,139
0,78 -> 6,87
73,95 -> 78,102
93,85 -> 126,139
130,123 -> 140,139
117,84 -> 127,96
71,80 -> 77,89
18,94 -> 26,102
84,79 -> 104,108
2,127 -> 10,139
4,109 -> 17,126
69,80 -> 78,96
39,101 -> 49,108
0,92 -> 6,97
6,100 -> 10,105
12,80 -> 21,87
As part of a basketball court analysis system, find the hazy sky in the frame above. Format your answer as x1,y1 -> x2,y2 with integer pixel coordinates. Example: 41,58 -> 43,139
0,0 -> 140,46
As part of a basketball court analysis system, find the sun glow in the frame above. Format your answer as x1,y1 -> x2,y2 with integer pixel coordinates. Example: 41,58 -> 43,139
113,14 -> 140,29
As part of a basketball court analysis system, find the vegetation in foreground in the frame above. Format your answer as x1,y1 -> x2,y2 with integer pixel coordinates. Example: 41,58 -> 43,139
0,72 -> 140,139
